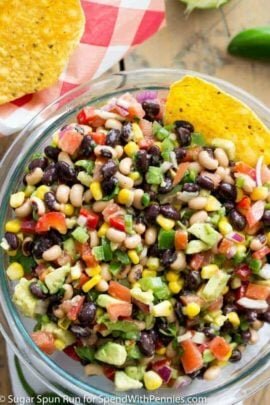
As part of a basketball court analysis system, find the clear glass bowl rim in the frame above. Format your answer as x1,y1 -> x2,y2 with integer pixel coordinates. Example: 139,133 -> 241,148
1,68 -> 270,403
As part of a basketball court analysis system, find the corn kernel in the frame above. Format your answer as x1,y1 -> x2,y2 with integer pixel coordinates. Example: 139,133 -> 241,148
124,142 -> 139,157
216,360 -> 229,367
62,204 -> 74,216
10,192 -> 25,208
6,262 -> 24,280
5,219 -> 21,233
144,370 -> 163,391
156,214 -> 175,231
33,185 -> 50,200
142,270 -> 157,278
218,217 -> 233,236
166,271 -> 179,282
132,123 -> 144,142
222,286 -> 229,295
201,264 -> 219,279
129,172 -> 141,181
214,315 -> 227,327
85,265 -> 101,277
146,257 -> 160,271
154,142 -> 162,150
169,280 -> 183,294
236,244 -> 246,254
227,311 -> 240,327
24,185 -> 36,197
183,302 -> 200,318
82,274 -> 102,292
58,318 -> 71,330
205,196 -> 221,212
54,339 -> 66,351
117,189 -> 134,206
152,300 -> 173,317
90,181 -> 103,201
7,250 -> 18,257
155,347 -> 166,355
251,186 -> 268,201
98,223 -> 109,238
128,250 -> 140,264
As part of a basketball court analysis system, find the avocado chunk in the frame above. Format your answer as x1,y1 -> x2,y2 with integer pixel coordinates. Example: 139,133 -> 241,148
13,277 -> 38,317
130,287 -> 154,305
96,294 -> 125,308
115,371 -> 143,391
188,223 -> 220,247
186,240 -> 209,254
44,264 -> 70,294
202,271 -> 230,301
41,322 -> 75,348
125,365 -> 146,381
95,342 -> 127,366
63,238 -> 76,257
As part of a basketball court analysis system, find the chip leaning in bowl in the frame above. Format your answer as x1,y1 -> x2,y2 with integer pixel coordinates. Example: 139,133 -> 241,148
2,85 -> 270,392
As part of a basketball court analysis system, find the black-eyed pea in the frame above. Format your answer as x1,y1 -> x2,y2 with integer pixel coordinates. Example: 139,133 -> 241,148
56,184 -> 70,204
83,189 -> 92,203
133,222 -> 146,234
70,184 -> 84,207
101,264 -> 112,281
15,199 -> 32,218
128,264 -> 143,283
250,328 -> 258,344
119,157 -> 133,175
203,366 -> 221,381
95,280 -> 109,292
106,228 -> 126,243
25,167 -> 44,186
58,151 -> 74,166
189,210 -> 208,225
188,196 -> 207,210
63,284 -> 73,300
124,234 -> 141,250
92,200 -> 109,213
170,252 -> 186,271
89,230 -> 99,248
105,118 -> 122,131
133,189 -> 144,209
30,196 -> 46,216
188,162 -> 202,173
42,245 -> 62,261
214,148 -> 229,167
198,150 -> 218,171
215,166 -> 227,180
94,145 -> 117,159
115,172 -> 134,189
145,227 -> 157,245
53,307 -> 65,319
115,145 -> 124,159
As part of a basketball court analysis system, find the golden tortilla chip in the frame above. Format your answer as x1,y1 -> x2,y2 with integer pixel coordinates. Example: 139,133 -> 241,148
165,75 -> 270,166
0,0 -> 85,104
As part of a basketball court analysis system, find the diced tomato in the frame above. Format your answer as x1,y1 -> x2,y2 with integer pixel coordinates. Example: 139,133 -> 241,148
31,331 -> 55,355
234,282 -> 248,301
245,283 -> 270,300
139,119 -> 153,137
189,254 -> 204,271
108,281 -> 131,302
207,296 -> 223,311
91,132 -> 106,145
35,212 -> 67,234
197,343 -> 209,353
63,345 -> 81,362
103,366 -> 116,381
235,264 -> 252,281
245,222 -> 262,235
109,216 -> 125,232
237,196 -> 251,210
66,296 -> 85,321
80,208 -> 100,229
173,162 -> 190,186
218,238 -> 235,257
78,272 -> 90,288
209,336 -> 231,360
245,200 -> 265,228
183,147 -> 201,162
180,339 -> 203,374
252,246 -> 270,260
128,103 -> 145,119
102,203 -> 121,222
77,107 -> 105,127
77,243 -> 97,267
58,129 -> 83,155
107,302 -> 132,321
21,219 -> 37,234
175,230 -> 188,251
138,138 -> 154,149
234,162 -> 256,180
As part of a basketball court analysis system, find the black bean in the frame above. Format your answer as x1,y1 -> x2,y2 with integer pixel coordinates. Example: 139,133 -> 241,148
102,176 -> 118,195
174,120 -> 194,133
147,244 -> 160,257
100,148 -> 112,158
29,157 -> 48,171
79,135 -> 94,158
259,310 -> 270,323
48,229 -> 63,246
202,326 -> 216,339
218,182 -> 237,201
57,161 -> 77,184
263,210 -> 270,226
245,310 -> 258,323
176,127 -> 191,147
22,239 -> 33,256
161,249 -> 177,266
183,183 -> 199,193
175,301 -> 185,324
230,349 -> 242,362
148,145 -> 161,166
189,367 -> 206,379
158,176 -> 173,194
74,124 -> 85,135
224,201 -> 235,214
121,122 -> 132,143
229,209 -> 247,231
32,237 -> 53,259
101,160 -> 117,180
44,146 -> 60,161
174,147 -> 187,163
148,329 -> 158,343
185,271 -> 202,290
138,331 -> 155,357
5,232 -> 19,250
142,101 -> 160,121
44,192 -> 58,210
69,325 -> 91,337
257,233 -> 267,244
78,302 -> 96,325
42,163 -> 58,185
203,147 -> 214,158
241,329 -> 251,343
223,304 -> 237,315
220,320 -> 233,334
160,204 -> 180,220
145,203 -> 160,223
106,129 -> 121,147
29,282 -> 48,299
196,175 -> 214,191
135,150 -> 150,173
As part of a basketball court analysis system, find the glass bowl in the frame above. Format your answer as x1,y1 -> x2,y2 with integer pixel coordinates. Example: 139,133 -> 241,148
1,69 -> 270,404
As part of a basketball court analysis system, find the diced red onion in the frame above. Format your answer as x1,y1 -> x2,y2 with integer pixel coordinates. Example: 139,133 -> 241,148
256,156 -> 264,187
172,376 -> 192,389
259,263 -> 270,280
227,232 -> 245,243
136,90 -> 158,104
177,331 -> 192,342
156,365 -> 172,383
237,297 -> 268,310
192,331 -> 206,344
226,246 -> 237,259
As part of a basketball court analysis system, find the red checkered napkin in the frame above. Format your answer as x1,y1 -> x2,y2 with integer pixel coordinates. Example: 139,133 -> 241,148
0,0 -> 165,136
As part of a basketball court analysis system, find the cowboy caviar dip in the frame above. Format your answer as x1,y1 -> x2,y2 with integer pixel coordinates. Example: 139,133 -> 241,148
3,90 -> 270,391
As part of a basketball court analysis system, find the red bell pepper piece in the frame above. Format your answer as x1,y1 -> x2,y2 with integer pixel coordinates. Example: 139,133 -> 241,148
77,107 -> 105,128
103,366 -> 116,381
109,216 -> 125,232
91,132 -> 106,145
234,162 -> 256,180
63,345 -> 81,362
35,212 -> 67,234
80,208 -> 100,229
66,296 -> 85,321
78,243 -> 97,267
190,254 -> 205,271
180,339 -> 203,374
237,196 -> 251,210
235,264 -> 252,281
21,219 -> 37,234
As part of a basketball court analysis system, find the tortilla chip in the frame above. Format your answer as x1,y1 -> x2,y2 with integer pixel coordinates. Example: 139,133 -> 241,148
0,0 -> 85,104
165,75 -> 270,166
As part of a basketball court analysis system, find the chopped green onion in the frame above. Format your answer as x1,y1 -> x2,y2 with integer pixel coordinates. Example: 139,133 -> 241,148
125,215 -> 133,234
109,262 -> 122,276
158,229 -> 175,249
114,250 -> 131,265
75,160 -> 94,174
146,166 -> 163,185
141,193 -> 150,207
236,177 -> 245,188
102,238 -> 113,261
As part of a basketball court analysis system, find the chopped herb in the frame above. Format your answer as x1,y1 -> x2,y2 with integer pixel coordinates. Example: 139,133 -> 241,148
75,346 -> 95,362
109,262 -> 122,275
141,193 -> 150,207
102,185 -> 120,201
114,250 -> 130,265
10,252 -> 36,274
102,238 -> 113,261
191,132 -> 206,146
75,160 -> 94,174
248,258 -> 262,274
